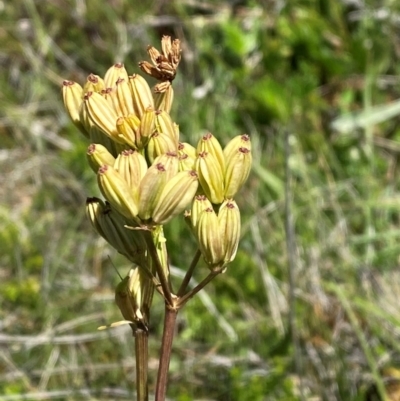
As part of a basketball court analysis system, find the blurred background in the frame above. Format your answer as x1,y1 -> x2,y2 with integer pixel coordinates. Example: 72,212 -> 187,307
2,0 -> 400,400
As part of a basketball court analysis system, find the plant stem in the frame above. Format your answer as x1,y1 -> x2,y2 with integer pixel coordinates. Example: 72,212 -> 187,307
135,326 -> 149,401
144,230 -> 173,306
177,249 -> 201,297
155,305 -> 178,401
177,269 -> 220,308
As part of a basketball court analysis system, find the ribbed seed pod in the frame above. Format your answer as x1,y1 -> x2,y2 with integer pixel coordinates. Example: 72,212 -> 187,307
115,78 -> 135,116
116,116 -> 138,148
86,197 -> 108,239
99,206 -> 147,265
154,82 -> 174,113
190,194 -> 213,232
155,110 -> 178,145
146,132 -> 178,164
195,151 -> 224,204
218,200 -> 240,264
138,162 -> 169,221
114,149 -> 147,190
223,134 -> 251,162
83,73 -> 105,93
86,198 -> 146,265
179,142 -> 197,160
62,80 -> 88,138
196,207 -> 224,268
115,274 -> 137,323
97,164 -> 139,220
104,63 -> 129,88
83,91 -> 122,143
138,106 -> 156,148
152,152 -> 179,182
152,170 -> 199,224
89,126 -> 124,157
129,74 -> 154,118
197,132 -> 225,173
86,143 -> 116,173
224,146 -> 252,199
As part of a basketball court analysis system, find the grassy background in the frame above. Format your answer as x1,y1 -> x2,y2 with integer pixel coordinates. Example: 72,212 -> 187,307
2,0 -> 400,400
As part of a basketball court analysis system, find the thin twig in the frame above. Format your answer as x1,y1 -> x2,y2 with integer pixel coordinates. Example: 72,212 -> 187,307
177,249 -> 201,297
177,269 -> 221,308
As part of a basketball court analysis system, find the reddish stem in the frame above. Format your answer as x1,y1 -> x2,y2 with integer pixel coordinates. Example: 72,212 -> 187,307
154,305 -> 178,401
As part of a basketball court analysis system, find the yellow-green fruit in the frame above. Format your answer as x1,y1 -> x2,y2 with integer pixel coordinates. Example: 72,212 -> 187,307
129,74 -> 154,118
115,78 -> 135,116
223,134 -> 251,162
196,151 -> 224,204
138,162 -> 169,221
83,73 -> 105,93
196,207 -> 225,268
83,91 -> 121,143
146,132 -> 178,164
224,146 -> 252,199
218,200 -> 240,264
62,80 -> 88,137
116,116 -> 138,148
97,164 -> 139,220
152,170 -> 199,224
138,106 -> 156,148
86,143 -> 116,173
190,194 -> 213,231
155,110 -> 178,145
114,149 -> 148,189
197,132 -> 225,173
104,63 -> 129,88
115,275 -> 137,323
86,197 -> 108,238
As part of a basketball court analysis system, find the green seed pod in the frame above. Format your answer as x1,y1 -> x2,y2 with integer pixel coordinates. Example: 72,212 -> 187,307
197,132 -> 225,174
178,142 -> 197,160
115,78 -> 135,116
146,132 -> 178,164
62,80 -> 88,138
83,73 -> 105,93
223,134 -> 251,162
152,152 -> 179,181
86,197 -> 108,238
89,126 -> 123,157
115,276 -> 136,323
114,149 -> 148,190
83,91 -> 122,144
138,106 -> 156,149
116,116 -> 138,148
195,151 -> 225,204
99,205 -> 147,265
129,74 -> 154,118
86,143 -> 116,173
97,164 -> 139,220
224,146 -> 252,199
104,63 -> 129,88
155,110 -> 178,145
218,200 -> 240,264
178,153 -> 196,172
196,207 -> 225,268
152,170 -> 199,224
190,194 -> 213,232
87,198 -> 146,265
138,162 -> 169,221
